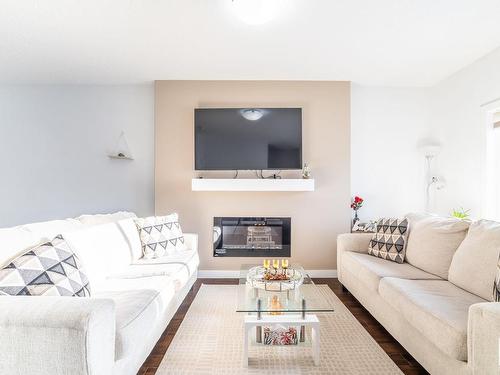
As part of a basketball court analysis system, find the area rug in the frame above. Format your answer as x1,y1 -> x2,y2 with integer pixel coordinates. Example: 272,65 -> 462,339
156,285 -> 403,374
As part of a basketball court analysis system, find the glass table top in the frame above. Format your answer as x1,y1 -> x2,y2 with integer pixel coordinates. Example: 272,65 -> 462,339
236,263 -> 335,313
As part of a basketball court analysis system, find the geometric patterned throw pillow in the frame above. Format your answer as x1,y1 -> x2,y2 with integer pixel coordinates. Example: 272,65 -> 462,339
0,235 -> 91,297
368,218 -> 409,264
134,213 -> 186,259
494,254 -> 500,302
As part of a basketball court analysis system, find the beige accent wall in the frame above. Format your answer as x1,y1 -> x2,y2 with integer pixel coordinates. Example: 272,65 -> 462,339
155,81 -> 350,271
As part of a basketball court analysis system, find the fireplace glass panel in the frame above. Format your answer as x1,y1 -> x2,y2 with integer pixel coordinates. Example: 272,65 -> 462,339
213,217 -> 291,257
222,225 -> 283,249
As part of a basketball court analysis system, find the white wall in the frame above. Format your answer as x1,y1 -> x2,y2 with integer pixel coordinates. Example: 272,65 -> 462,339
0,84 -> 154,227
351,84 -> 431,221
429,46 -> 500,218
3,47 -> 499,228
351,46 -> 500,221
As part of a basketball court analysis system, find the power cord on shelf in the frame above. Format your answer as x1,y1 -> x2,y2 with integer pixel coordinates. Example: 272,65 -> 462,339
256,170 -> 282,179
201,170 -> 282,179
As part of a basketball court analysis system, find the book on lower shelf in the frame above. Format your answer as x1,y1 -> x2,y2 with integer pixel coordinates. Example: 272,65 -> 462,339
263,325 -> 299,345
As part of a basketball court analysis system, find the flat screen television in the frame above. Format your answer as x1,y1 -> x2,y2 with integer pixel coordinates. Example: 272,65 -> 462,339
195,108 -> 302,170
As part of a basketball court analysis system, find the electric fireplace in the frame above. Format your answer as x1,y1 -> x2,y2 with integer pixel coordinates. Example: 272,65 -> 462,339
213,217 -> 291,257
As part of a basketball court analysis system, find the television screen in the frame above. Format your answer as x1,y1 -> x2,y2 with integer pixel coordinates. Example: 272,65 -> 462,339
195,108 -> 302,170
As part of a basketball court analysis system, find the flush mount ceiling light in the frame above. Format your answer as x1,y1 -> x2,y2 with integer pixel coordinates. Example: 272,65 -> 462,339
230,0 -> 284,25
241,108 -> 264,121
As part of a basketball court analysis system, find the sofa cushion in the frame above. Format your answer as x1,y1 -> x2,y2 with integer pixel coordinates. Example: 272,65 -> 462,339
93,274 -> 172,293
0,226 -> 43,267
112,250 -> 200,291
341,252 -> 440,292
93,276 -> 176,360
134,213 -> 186,259
405,213 -> 469,278
0,235 -> 91,297
64,222 -> 134,284
379,278 -> 485,361
448,220 -> 500,301
368,218 -> 409,263
76,211 -> 137,226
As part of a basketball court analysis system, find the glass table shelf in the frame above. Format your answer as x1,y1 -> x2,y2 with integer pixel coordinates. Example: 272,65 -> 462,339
237,264 -> 335,314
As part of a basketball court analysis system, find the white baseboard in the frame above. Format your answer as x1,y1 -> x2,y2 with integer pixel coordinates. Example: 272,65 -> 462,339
198,269 -> 337,278
307,269 -> 338,278
198,270 -> 241,278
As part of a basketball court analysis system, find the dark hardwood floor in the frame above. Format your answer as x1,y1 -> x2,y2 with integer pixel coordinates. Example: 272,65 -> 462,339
138,278 -> 429,375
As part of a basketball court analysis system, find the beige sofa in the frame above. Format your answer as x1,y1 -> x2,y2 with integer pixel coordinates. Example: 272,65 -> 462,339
337,213 -> 500,375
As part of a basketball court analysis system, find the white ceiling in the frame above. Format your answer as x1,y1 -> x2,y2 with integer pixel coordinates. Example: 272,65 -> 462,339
2,0 -> 500,86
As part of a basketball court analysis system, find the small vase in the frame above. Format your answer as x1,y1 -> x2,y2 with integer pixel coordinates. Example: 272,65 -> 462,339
351,211 -> 359,231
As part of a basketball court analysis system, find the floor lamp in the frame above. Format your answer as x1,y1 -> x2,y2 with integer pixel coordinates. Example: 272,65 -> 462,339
419,143 -> 445,212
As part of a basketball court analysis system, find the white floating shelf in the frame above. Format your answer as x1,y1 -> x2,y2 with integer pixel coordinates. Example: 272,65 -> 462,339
191,178 -> 315,192
108,131 -> 134,160
108,154 -> 134,160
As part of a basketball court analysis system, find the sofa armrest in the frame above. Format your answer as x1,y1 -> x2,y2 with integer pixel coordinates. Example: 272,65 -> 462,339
184,232 -> 198,252
337,233 -> 373,254
468,302 -> 500,374
0,296 -> 115,375
337,233 -> 373,283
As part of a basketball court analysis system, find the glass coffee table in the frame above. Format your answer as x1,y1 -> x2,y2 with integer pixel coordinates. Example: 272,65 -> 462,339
237,263 -> 335,366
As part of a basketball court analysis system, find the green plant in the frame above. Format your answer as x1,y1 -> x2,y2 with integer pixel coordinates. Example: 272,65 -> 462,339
451,207 -> 471,220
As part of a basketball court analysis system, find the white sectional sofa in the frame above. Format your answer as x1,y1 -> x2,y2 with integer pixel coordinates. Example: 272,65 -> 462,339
0,212 -> 199,375
337,213 -> 500,375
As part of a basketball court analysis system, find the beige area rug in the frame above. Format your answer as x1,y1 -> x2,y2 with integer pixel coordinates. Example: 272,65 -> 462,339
157,285 -> 403,375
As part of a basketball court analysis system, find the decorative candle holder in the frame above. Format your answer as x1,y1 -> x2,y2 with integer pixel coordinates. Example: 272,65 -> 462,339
281,259 -> 289,275
247,263 -> 303,293
272,259 -> 279,273
263,259 -> 271,270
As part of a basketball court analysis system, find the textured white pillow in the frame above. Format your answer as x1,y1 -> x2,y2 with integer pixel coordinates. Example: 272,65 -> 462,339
0,226 -> 44,268
134,213 -> 186,259
116,218 -> 143,261
405,213 -> 470,278
448,220 -> 500,301
64,222 -> 133,284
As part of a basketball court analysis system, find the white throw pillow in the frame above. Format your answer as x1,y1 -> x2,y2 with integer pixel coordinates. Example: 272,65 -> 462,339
448,220 -> 500,301
405,213 -> 470,278
64,222 -> 133,284
134,213 -> 186,259
0,226 -> 44,268
116,218 -> 143,261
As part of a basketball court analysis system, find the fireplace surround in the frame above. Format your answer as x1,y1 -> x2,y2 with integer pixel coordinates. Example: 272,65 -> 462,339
213,217 -> 291,257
